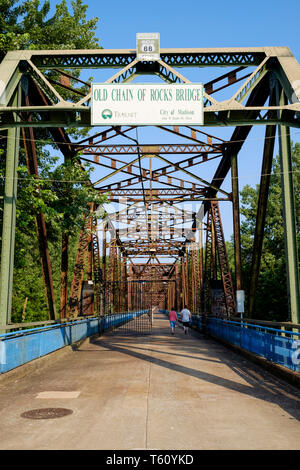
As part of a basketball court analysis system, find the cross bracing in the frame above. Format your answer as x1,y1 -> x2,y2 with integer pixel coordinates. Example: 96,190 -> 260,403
0,45 -> 299,323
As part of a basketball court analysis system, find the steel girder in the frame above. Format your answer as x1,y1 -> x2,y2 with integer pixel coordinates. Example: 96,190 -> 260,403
1,48 -> 300,128
0,45 -> 299,322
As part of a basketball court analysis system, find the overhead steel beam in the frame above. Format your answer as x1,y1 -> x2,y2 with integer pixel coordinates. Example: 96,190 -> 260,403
203,72 -> 273,213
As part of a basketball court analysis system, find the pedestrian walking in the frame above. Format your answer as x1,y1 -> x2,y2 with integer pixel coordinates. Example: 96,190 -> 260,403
180,306 -> 191,335
168,308 -> 177,335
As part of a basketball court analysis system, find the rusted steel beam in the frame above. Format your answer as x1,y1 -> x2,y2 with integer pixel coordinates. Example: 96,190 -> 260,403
211,201 -> 236,316
157,125 -> 227,147
80,143 -> 223,155
204,66 -> 251,95
204,209 -> 213,314
68,214 -> 91,317
21,124 -> 57,320
87,204 -> 94,281
231,153 -> 242,292
60,232 -> 68,319
92,216 -> 101,315
99,188 -> 205,196
203,72 -> 272,211
75,126 -> 136,147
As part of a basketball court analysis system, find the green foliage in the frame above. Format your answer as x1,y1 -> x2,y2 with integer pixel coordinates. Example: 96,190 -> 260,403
0,0 -> 99,59
239,142 -> 300,321
10,155 -> 106,323
0,0 -> 104,322
46,159 -> 105,236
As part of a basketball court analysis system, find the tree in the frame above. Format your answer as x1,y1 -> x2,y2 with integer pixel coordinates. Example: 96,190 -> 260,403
0,0 -> 99,59
0,0 -> 105,321
46,159 -> 106,318
239,142 -> 300,321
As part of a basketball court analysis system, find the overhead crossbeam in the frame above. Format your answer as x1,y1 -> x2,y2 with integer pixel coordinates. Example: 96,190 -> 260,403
0,44 -> 300,322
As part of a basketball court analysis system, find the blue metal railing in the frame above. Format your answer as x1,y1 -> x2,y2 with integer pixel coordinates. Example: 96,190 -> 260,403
1,310 -> 299,375
205,317 -> 300,373
0,311 -> 147,374
101,310 -> 147,331
161,310 -> 299,373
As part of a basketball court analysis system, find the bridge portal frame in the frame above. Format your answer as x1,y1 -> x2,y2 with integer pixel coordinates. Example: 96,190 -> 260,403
0,46 -> 299,325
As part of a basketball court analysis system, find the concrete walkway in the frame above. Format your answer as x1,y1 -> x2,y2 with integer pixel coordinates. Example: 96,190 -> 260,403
0,312 -> 300,450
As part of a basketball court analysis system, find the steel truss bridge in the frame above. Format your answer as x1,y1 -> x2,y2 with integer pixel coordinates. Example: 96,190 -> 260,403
0,45 -> 299,325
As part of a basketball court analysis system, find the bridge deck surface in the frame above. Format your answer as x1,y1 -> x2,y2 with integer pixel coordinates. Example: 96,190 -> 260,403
0,313 -> 300,450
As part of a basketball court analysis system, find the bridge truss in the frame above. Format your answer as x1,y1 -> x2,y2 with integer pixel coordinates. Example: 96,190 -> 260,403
0,46 -> 299,324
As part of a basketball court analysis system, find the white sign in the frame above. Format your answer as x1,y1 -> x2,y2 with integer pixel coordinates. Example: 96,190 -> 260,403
91,83 -> 204,126
236,290 -> 245,313
136,33 -> 160,61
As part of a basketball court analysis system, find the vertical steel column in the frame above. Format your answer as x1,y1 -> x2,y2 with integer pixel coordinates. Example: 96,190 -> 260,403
92,216 -> 101,315
60,232 -> 68,318
128,265 -> 133,310
101,223 -> 107,314
68,214 -> 90,317
102,223 -> 107,282
181,256 -> 187,307
248,125 -> 276,317
122,254 -> 128,311
21,82 -> 57,320
0,86 -> 20,326
87,204 -> 94,280
175,264 -> 180,311
231,153 -> 242,292
211,201 -> 236,316
191,249 -> 195,313
211,222 -> 217,280
199,226 -> 203,313
278,121 -> 300,323
204,209 -> 213,314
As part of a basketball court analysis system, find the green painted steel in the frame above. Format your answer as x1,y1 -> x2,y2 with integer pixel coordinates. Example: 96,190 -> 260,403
0,87 -> 20,328
0,46 -> 299,328
278,121 -> 300,323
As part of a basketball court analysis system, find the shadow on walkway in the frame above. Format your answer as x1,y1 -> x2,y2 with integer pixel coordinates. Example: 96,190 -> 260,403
81,313 -> 300,422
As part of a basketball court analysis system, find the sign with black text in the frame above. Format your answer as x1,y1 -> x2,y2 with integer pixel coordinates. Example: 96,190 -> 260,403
91,83 -> 204,126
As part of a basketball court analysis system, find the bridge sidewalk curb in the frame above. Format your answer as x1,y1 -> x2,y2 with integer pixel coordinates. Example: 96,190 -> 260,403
0,335 -> 98,387
189,325 -> 300,390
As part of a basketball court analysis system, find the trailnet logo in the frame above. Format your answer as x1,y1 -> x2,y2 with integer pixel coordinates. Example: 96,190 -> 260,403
101,109 -> 113,119
291,340 -> 300,368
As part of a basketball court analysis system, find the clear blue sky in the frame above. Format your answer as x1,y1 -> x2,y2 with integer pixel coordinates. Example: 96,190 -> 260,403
88,0 -> 300,56
62,0 -> 300,240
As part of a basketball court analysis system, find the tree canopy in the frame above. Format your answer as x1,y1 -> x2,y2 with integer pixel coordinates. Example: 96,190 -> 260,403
0,0 -> 99,59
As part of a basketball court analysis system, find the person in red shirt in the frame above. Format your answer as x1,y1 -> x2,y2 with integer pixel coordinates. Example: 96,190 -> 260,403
168,308 -> 178,335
